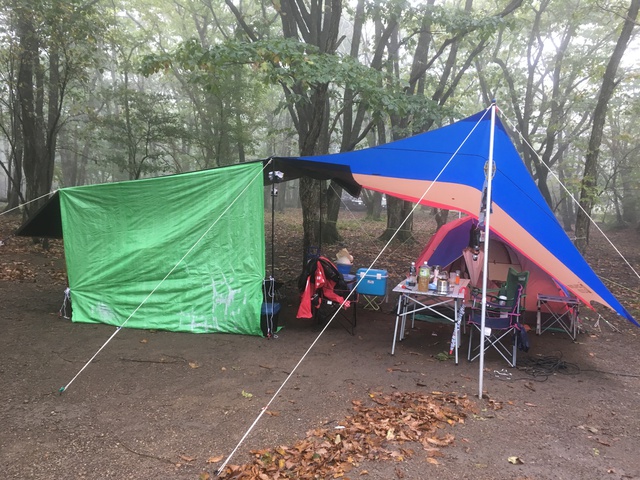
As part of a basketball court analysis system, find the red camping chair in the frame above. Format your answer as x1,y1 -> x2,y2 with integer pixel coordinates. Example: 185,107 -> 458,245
297,255 -> 357,335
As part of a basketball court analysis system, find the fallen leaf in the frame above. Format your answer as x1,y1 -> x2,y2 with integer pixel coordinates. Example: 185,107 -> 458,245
426,457 -> 440,465
180,454 -> 196,462
507,456 -> 523,465
425,434 -> 455,447
140,339 -> 148,344
207,455 -> 224,463
578,425 -> 599,434
524,402 -> 537,407
189,362 -> 200,369
241,390 -> 253,398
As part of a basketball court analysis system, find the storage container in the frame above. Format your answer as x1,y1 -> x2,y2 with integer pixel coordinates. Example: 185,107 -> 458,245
261,302 -> 281,337
356,268 -> 388,296
336,263 -> 352,275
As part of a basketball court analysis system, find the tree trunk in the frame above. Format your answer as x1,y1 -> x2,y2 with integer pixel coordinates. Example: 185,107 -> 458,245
5,73 -> 24,209
16,13 -> 47,216
557,162 -> 575,232
371,191 -> 383,221
621,172 -> 638,226
300,176 -> 321,259
575,0 -> 640,253
434,209 -> 450,231
384,21 -> 414,243
274,0 -> 342,259
380,196 -> 413,242
323,180 -> 343,244
16,7 -> 64,217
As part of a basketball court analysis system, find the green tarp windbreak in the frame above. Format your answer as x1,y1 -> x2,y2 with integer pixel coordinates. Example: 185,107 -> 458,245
61,163 -> 265,335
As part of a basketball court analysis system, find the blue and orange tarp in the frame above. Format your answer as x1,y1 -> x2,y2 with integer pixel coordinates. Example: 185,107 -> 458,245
274,107 -> 637,326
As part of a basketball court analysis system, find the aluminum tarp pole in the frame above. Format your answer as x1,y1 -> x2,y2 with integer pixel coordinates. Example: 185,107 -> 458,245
479,102 -> 497,399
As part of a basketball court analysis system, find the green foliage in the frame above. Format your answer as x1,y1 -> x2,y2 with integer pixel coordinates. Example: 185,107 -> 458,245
95,87 -> 187,179
142,37 -> 418,122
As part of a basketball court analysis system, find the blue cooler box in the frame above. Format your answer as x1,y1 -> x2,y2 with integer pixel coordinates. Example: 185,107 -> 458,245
356,268 -> 388,296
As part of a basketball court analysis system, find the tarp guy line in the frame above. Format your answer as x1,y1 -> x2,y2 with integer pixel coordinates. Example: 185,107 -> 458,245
330,181 -> 463,262
501,113 -> 640,282
328,182 -> 423,260
214,109 -> 491,475
0,191 -> 54,218
59,162 -> 269,394
0,192 -> 55,245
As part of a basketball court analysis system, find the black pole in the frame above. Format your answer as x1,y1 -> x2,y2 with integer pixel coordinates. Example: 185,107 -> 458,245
318,180 -> 322,255
270,159 -> 276,280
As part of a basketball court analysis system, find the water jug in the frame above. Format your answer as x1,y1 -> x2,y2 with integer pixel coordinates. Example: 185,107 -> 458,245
417,262 -> 430,291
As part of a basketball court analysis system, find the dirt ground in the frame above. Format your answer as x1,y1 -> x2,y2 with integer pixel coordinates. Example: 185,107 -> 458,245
1,210 -> 640,480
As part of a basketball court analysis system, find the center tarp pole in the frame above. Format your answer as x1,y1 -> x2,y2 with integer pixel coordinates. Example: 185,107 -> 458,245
478,102 -> 497,399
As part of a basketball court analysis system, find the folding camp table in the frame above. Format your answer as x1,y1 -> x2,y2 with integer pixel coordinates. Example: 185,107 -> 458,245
536,293 -> 580,340
391,279 -> 469,364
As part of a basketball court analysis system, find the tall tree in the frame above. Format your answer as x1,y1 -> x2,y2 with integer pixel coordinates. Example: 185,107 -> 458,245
575,0 -> 640,253
381,0 -> 523,241
481,0 -> 606,212
6,0 -> 104,214
224,0 -> 344,256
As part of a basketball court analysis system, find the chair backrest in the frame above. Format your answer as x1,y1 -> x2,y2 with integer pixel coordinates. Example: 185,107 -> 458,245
508,284 -> 524,316
502,267 -> 529,307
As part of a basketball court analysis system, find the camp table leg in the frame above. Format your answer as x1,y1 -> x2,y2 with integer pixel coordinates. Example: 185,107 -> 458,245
391,294 -> 404,355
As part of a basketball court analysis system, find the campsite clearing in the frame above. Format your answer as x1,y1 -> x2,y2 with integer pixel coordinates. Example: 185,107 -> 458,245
1,210 -> 639,480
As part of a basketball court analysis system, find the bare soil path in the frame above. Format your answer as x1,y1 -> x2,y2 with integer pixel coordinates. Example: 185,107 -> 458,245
1,211 -> 639,479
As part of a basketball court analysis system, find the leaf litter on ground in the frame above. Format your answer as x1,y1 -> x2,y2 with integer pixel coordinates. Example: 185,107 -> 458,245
214,390 -> 477,479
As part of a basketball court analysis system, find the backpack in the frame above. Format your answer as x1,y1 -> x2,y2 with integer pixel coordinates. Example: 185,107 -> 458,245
516,324 -> 530,352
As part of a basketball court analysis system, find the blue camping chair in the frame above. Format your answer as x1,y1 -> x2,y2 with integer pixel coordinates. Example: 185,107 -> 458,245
467,284 -> 527,367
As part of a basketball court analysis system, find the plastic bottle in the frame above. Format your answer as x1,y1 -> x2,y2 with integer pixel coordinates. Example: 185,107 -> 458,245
407,262 -> 417,288
418,262 -> 430,291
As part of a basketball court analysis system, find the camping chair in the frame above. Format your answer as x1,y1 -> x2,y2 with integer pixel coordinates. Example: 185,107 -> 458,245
467,284 -> 527,367
492,267 -> 529,313
297,255 -> 358,335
